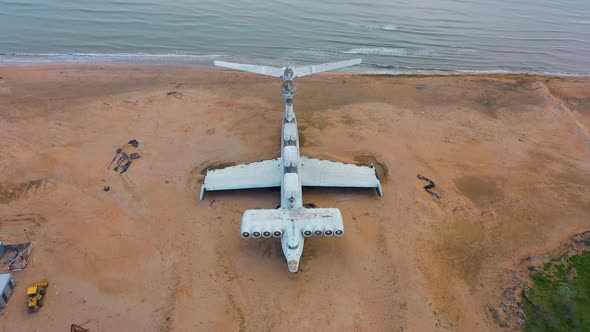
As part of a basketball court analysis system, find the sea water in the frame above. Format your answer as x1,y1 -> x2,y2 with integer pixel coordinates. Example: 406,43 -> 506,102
0,0 -> 589,75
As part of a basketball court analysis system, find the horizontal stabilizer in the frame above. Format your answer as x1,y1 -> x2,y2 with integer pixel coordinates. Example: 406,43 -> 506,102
214,60 -> 284,77
214,59 -> 362,78
294,59 -> 362,77
240,208 -> 344,238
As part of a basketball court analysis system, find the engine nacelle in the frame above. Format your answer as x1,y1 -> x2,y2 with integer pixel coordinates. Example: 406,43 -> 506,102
314,228 -> 323,237
262,231 -> 272,238
252,228 -> 262,238
324,229 -> 334,237
302,226 -> 313,237
241,231 -> 251,238
273,230 -> 283,238
335,229 -> 344,237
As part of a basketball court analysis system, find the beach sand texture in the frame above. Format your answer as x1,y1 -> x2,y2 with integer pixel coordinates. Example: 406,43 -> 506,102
0,64 -> 589,331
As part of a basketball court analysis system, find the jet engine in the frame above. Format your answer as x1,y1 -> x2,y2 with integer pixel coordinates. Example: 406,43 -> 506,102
252,228 -> 261,238
324,229 -> 334,237
273,230 -> 283,238
262,231 -> 272,238
303,226 -> 313,237
335,229 -> 344,237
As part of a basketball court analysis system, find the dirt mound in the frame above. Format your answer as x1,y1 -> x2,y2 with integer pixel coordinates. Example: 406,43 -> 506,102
354,155 -> 389,183
199,161 -> 238,175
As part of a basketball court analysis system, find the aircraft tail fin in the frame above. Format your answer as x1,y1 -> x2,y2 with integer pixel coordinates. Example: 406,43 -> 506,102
294,58 -> 362,77
214,60 -> 284,77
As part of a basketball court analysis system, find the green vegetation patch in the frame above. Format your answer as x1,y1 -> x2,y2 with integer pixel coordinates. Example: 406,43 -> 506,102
522,251 -> 590,331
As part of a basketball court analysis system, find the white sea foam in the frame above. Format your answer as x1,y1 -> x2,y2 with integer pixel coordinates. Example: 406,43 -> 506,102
0,53 -> 226,63
290,49 -> 335,58
2,52 -> 226,58
380,25 -> 398,31
343,47 -> 406,56
343,47 -> 434,56
362,68 -> 589,77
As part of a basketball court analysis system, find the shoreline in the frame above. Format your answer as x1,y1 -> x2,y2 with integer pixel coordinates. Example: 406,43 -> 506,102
1,56 -> 589,78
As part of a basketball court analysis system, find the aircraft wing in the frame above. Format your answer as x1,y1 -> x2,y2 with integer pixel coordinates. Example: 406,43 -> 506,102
200,158 -> 282,199
294,59 -> 362,77
299,157 -> 383,196
240,208 -> 344,238
214,61 -> 284,77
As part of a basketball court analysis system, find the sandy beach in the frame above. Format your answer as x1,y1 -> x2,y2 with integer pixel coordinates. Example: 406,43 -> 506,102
0,64 -> 589,331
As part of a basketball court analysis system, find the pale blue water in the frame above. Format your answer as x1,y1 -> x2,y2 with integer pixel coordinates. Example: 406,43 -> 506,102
1,0 -> 589,75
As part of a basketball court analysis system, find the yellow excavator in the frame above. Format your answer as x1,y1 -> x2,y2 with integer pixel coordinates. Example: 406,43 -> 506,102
26,281 -> 49,312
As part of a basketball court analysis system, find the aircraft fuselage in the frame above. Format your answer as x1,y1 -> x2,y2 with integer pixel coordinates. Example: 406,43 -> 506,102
202,59 -> 381,273
278,68 -> 306,272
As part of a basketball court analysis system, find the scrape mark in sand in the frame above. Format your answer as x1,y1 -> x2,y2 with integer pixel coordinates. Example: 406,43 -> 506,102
0,78 -> 10,95
298,110 -> 330,131
0,213 -> 47,237
298,126 -> 308,147
373,222 -> 406,330
0,214 -> 47,247
0,177 -> 55,203
472,97 -> 499,118
339,113 -> 362,127
215,245 -> 249,332
158,264 -> 179,332
469,79 -> 545,118
0,213 -> 46,227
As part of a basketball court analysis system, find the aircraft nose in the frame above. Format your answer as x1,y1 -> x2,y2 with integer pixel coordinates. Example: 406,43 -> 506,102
288,260 -> 299,273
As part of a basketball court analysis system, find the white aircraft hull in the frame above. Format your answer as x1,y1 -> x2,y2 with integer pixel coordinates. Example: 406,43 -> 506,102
201,59 -> 382,273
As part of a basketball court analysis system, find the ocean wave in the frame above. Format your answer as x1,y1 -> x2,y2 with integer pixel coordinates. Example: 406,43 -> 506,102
342,47 -> 434,56
380,25 -> 398,31
289,49 -> 337,58
0,52 -> 226,63
1,52 -> 226,57
359,64 -> 589,77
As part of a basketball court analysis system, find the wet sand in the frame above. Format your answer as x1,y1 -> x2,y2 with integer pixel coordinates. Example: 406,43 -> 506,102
0,64 -> 589,331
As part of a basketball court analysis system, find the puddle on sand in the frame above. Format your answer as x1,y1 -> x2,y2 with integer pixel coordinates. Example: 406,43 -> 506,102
454,176 -> 504,206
